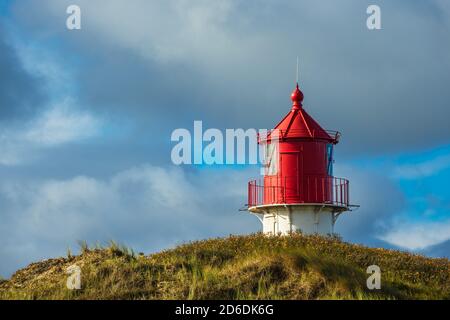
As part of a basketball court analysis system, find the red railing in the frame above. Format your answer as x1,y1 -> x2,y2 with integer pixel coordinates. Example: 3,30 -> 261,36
248,176 -> 349,208
258,129 -> 340,143
247,182 -> 284,207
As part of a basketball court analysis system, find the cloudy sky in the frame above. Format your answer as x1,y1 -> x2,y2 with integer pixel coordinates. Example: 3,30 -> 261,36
1,0 -> 450,277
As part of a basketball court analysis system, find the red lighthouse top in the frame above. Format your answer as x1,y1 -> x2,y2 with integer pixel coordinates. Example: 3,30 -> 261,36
248,82 -> 350,210
270,83 -> 339,143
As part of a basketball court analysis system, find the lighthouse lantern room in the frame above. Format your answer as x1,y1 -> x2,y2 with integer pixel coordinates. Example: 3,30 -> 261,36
247,82 -> 352,235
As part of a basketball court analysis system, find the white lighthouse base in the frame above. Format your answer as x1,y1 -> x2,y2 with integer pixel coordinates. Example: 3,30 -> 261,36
248,204 -> 347,236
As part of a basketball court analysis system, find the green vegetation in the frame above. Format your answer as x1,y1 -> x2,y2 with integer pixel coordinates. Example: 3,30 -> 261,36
1,233 -> 449,300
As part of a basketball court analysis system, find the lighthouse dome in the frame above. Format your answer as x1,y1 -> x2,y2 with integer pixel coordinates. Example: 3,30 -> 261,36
290,84 -> 304,106
271,84 -> 337,142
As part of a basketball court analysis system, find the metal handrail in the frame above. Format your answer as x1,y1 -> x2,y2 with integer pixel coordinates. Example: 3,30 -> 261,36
248,176 -> 349,208
258,129 -> 340,143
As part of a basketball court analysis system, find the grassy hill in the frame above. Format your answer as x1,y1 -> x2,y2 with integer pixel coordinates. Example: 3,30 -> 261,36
1,233 -> 449,300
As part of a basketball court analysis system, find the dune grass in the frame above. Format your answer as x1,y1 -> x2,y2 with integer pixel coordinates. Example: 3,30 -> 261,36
1,233 -> 449,300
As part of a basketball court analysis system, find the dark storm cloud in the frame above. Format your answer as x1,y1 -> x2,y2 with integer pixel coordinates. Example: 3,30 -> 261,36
0,26 -> 45,121
11,0 -> 450,157
422,239 -> 450,259
76,47 -> 205,124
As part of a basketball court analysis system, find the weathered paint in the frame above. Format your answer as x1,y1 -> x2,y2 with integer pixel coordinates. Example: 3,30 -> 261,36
255,205 -> 336,235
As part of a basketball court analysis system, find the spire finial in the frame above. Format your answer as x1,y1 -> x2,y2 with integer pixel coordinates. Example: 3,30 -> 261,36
291,57 -> 304,110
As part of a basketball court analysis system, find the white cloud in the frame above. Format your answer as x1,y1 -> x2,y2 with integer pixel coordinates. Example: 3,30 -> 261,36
393,155 -> 450,180
53,0 -> 237,64
24,101 -> 100,146
379,220 -> 450,250
0,102 -> 101,165
0,164 -> 256,276
28,0 -> 288,86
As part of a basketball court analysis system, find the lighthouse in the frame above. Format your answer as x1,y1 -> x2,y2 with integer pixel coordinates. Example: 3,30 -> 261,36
247,82 -> 352,235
